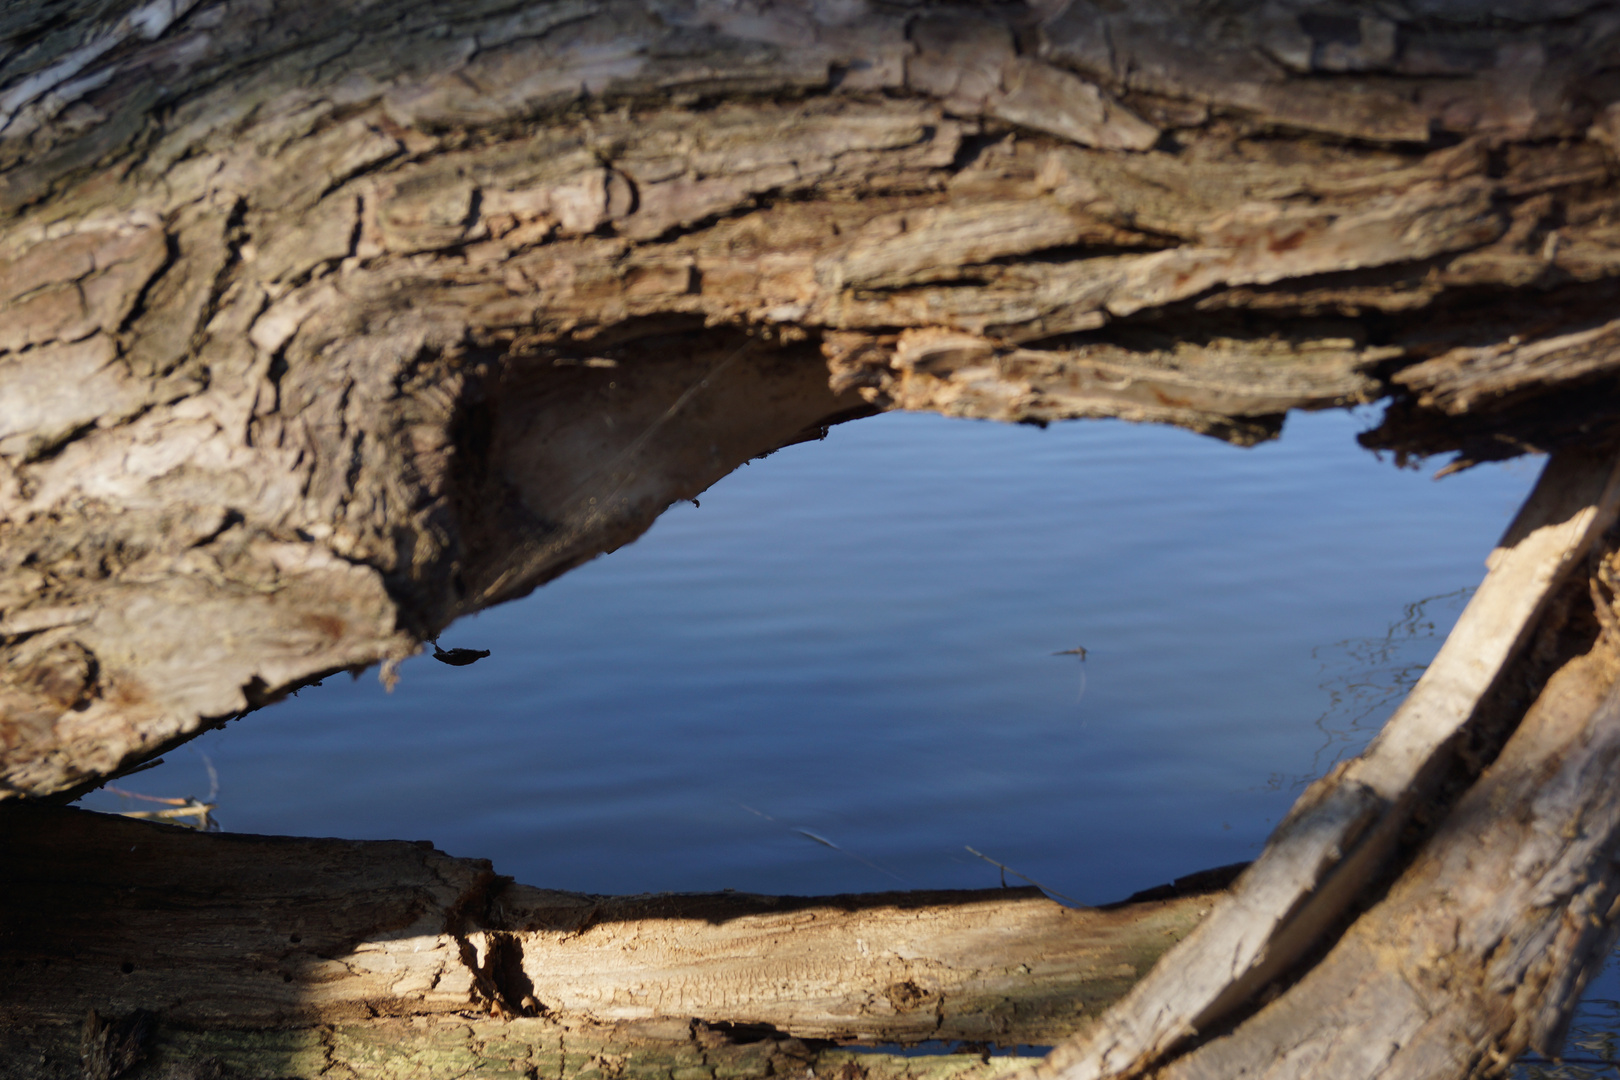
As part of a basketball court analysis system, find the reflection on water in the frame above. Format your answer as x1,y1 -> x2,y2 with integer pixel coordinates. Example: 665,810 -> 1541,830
1263,587 -> 1475,793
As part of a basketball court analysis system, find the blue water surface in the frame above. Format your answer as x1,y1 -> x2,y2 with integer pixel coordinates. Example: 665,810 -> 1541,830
81,406 -> 1538,906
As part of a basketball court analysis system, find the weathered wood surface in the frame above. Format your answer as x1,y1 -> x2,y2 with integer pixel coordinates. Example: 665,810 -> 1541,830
3,0 -> 1620,802
0,802 -> 1231,1078
990,446 -> 1620,1080
5,4 -> 1620,1078
1029,444 -> 1620,1080
11,1016 -> 1038,1080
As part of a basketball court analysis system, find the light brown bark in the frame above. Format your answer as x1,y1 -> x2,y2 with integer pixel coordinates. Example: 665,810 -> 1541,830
5,3 -> 1620,1078
0,802 -> 1232,1078
3,0 -> 1619,802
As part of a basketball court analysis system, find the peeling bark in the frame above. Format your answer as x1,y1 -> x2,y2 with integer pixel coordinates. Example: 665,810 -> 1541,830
3,0 -> 1620,801
5,2 -> 1620,1078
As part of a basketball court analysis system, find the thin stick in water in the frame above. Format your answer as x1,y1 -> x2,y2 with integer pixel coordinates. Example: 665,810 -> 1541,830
791,828 -> 909,885
965,846 -> 1083,906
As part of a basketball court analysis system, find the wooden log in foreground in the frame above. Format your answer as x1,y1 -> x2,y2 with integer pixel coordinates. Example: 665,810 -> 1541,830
1018,444 -> 1620,1080
0,803 -> 1232,1080
6,3 -> 1620,1076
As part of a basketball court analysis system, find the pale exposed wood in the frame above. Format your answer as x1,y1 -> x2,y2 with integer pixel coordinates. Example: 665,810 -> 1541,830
1035,444 -> 1620,1080
10,1014 -> 1047,1080
1133,581 -> 1620,1079
4,3 -> 1620,1078
0,803 -> 1231,1078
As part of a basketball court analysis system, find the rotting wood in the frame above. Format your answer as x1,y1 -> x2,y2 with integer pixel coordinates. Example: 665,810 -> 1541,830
0,803 -> 1233,1079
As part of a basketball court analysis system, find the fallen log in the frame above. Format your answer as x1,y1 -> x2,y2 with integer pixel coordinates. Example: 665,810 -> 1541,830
5,2 -> 1620,1077
1017,444 -> 1620,1080
1032,443 -> 1620,1080
0,802 -> 1234,1079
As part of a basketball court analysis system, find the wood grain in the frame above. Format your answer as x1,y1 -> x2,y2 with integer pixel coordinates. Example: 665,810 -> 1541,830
0,803 -> 1230,1078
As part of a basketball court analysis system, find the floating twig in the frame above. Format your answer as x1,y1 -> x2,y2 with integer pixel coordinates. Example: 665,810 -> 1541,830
1052,646 -> 1089,703
104,754 -> 220,830
965,846 -> 1082,906
793,828 -> 909,885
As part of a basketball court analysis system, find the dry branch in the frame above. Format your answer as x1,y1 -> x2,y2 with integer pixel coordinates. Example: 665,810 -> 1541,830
1033,445 -> 1620,1080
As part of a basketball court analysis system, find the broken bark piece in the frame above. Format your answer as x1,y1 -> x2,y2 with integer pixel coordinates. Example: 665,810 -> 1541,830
1033,443 -> 1620,1080
1394,317 -> 1620,417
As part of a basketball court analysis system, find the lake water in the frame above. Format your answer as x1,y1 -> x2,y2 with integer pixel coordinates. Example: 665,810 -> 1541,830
83,403 -> 1620,1074
80,405 -> 1538,902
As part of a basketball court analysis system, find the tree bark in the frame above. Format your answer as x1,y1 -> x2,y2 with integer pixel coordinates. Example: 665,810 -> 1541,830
0,801 -> 1235,1079
3,0 -> 1619,802
5,2 -> 1620,1078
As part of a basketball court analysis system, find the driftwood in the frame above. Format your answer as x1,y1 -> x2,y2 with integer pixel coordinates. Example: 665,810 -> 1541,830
0,801 -> 1234,1079
1020,496 -> 1620,1080
5,1 -> 1620,1078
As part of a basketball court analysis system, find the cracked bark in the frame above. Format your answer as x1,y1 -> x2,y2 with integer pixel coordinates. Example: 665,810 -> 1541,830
4,1 -> 1620,1078
0,801 -> 1232,1079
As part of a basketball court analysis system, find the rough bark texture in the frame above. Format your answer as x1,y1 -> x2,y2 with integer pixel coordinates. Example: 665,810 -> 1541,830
0,802 -> 1232,1079
4,0 -> 1620,801
6,3 -> 1620,1079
